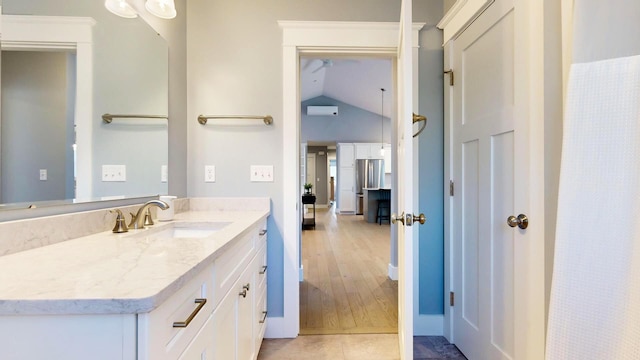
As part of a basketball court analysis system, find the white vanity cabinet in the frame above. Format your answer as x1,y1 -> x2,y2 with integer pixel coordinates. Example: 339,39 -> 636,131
0,215 -> 269,360
141,218 -> 269,360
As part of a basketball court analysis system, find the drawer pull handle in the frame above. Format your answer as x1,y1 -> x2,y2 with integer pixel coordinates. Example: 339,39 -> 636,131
239,283 -> 251,298
259,311 -> 268,324
259,229 -> 267,236
173,298 -> 207,328
260,265 -> 268,275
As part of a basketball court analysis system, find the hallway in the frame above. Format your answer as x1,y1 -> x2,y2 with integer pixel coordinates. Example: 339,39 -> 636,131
300,207 -> 398,335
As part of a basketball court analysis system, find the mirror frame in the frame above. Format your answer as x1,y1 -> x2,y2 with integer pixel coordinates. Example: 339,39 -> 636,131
1,14 -> 95,199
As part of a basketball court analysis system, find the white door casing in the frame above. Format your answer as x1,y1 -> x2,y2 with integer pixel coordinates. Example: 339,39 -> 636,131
395,0 -> 416,358
444,0 -> 546,358
277,20 -> 424,350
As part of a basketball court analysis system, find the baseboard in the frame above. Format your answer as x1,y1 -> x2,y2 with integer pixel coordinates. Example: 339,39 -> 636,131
388,263 -> 398,280
414,314 -> 444,336
264,316 -> 297,338
299,265 -> 304,282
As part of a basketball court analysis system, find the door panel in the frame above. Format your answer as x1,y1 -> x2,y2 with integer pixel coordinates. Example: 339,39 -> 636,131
462,140 -> 479,330
452,0 -> 517,359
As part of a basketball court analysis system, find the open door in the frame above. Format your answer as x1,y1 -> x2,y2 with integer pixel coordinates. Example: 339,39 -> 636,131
395,0 -> 425,358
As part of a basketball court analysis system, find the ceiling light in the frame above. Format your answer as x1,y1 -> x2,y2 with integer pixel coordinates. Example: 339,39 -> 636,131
104,0 -> 138,18
145,0 -> 177,19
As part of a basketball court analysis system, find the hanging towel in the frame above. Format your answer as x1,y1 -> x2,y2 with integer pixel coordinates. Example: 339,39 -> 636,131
546,55 -> 640,359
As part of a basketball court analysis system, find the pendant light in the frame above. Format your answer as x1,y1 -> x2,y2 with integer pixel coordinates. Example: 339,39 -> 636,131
104,0 -> 138,18
380,88 -> 386,156
145,0 -> 177,19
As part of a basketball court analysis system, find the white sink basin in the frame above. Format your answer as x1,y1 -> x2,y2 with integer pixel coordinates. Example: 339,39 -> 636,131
134,222 -> 231,239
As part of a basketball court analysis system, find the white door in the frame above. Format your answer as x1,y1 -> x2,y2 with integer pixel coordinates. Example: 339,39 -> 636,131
396,0 -> 419,358
449,0 -> 540,358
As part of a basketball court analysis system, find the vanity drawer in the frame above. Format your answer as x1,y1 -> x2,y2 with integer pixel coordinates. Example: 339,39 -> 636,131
212,228 -> 256,306
138,264 -> 213,360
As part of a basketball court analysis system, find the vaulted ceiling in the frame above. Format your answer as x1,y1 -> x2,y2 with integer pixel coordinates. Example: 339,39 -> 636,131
300,57 -> 394,118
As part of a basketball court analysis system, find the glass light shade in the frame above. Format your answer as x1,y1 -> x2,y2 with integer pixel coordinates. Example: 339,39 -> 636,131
104,0 -> 138,18
145,0 -> 177,19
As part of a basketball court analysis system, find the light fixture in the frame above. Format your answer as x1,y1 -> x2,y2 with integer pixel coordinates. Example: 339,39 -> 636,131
145,0 -> 177,19
380,88 -> 386,156
104,0 -> 138,18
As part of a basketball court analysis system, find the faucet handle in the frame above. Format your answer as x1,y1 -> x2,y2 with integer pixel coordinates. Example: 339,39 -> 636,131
144,208 -> 154,226
110,210 -> 129,233
128,212 -> 137,228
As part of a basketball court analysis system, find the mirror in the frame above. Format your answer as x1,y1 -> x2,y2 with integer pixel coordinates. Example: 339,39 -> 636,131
0,0 -> 168,209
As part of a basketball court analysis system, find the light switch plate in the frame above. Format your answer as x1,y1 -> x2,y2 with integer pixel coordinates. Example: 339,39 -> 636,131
205,165 -> 216,182
161,165 -> 168,182
39,169 -> 47,181
250,165 -> 274,182
102,165 -> 126,182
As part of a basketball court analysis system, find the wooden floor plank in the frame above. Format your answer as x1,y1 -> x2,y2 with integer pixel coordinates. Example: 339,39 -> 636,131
300,207 -> 398,335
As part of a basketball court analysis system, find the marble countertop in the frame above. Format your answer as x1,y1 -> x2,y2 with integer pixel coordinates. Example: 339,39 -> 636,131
363,187 -> 391,190
0,210 -> 268,315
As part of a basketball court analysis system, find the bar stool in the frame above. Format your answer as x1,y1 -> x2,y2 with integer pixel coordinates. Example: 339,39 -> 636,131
376,190 -> 391,225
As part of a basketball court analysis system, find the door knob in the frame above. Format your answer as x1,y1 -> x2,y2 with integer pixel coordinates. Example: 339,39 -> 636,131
410,213 -> 426,225
391,212 -> 405,225
507,214 -> 528,229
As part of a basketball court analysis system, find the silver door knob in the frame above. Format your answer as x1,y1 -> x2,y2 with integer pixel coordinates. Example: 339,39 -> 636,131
391,212 -> 405,225
507,214 -> 528,229
411,213 -> 426,225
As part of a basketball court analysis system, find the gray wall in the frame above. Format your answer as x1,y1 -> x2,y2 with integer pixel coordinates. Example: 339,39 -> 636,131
573,0 -> 640,63
187,0 -> 446,320
1,51 -> 72,203
307,146 -> 328,205
302,96 -> 391,144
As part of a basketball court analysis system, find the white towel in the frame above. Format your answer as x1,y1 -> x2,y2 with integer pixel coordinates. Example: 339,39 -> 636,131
546,55 -> 640,359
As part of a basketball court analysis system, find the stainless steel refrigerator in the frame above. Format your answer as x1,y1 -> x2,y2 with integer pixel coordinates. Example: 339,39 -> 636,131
355,159 -> 385,214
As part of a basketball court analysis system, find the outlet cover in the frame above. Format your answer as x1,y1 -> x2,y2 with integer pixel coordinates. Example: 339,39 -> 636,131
205,165 -> 216,182
250,165 -> 274,182
39,169 -> 47,181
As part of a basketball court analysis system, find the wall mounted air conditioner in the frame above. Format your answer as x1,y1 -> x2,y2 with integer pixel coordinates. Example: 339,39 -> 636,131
307,106 -> 338,116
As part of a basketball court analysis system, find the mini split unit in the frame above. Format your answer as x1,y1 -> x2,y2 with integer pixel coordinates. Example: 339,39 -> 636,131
307,106 -> 338,116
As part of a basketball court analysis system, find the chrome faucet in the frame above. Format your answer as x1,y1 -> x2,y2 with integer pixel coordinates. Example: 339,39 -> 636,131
130,200 -> 170,230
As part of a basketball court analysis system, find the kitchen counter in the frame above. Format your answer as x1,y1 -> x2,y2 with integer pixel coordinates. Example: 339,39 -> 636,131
362,188 -> 391,223
0,209 -> 268,315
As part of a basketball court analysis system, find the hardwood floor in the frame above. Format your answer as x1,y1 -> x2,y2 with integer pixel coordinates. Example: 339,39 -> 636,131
300,206 -> 398,335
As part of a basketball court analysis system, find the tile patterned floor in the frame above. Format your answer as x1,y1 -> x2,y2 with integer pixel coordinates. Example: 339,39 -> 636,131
257,334 -> 467,360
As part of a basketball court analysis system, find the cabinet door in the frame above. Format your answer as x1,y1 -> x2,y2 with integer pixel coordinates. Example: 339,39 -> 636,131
355,143 -> 371,159
369,144 -> 384,159
338,143 -> 355,167
338,166 -> 355,213
236,267 -> 255,360
179,313 -> 215,360
211,288 -> 237,360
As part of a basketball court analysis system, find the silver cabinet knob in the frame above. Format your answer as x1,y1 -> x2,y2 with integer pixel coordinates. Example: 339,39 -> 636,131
507,214 -> 528,229
391,212 -> 405,225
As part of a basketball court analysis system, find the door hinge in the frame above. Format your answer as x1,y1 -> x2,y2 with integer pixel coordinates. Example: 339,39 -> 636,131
444,69 -> 454,86
450,291 -> 455,306
449,180 -> 454,196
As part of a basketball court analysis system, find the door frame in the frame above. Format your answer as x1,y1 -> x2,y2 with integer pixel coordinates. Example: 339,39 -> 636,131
272,20 -> 423,338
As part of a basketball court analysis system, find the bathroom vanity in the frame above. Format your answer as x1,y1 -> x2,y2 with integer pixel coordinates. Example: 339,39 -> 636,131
0,204 -> 269,360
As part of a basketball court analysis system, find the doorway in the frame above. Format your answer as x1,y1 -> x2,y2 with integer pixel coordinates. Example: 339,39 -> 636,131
299,55 -> 397,335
